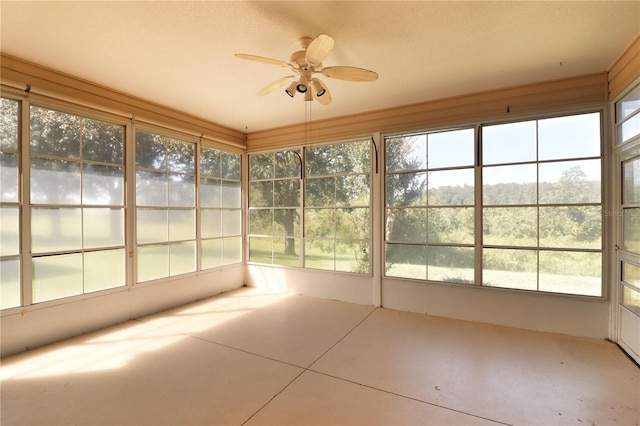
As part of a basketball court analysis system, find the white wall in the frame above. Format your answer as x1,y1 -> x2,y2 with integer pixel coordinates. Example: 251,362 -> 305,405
0,266 -> 244,357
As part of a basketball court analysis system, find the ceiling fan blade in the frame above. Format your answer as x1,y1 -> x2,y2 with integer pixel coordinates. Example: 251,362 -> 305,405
235,53 -> 292,68
305,34 -> 334,66
321,66 -> 378,82
314,86 -> 332,105
256,75 -> 296,96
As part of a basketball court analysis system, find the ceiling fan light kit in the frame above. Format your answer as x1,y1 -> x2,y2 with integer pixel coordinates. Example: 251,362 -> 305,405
236,34 -> 378,105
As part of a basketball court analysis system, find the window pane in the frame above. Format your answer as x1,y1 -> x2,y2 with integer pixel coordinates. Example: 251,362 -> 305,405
482,120 -> 537,165
0,153 -> 18,202
249,181 -> 273,207
201,178 -> 222,207
305,177 -> 335,207
336,175 -> 369,206
249,236 -> 272,263
31,207 -> 82,253
306,145 -> 333,176
428,207 -> 474,244
622,262 -> 640,289
618,112 -> 640,145
617,85 -> 640,121
274,209 -> 300,237
83,208 -> 124,249
539,206 -> 601,249
84,249 -> 125,293
483,207 -> 537,247
136,209 -> 168,244
137,244 -> 169,282
539,251 -> 601,296
222,209 -> 241,236
305,209 -> 334,238
221,152 -> 241,180
335,141 -> 369,174
483,164 -> 537,205
170,241 -> 196,276
623,208 -> 640,253
386,134 -> 426,172
335,208 -> 369,240
135,131 -> 166,170
32,253 -> 83,303
305,239 -> 334,270
483,248 -> 537,290
223,236 -> 242,264
385,244 -> 427,280
273,238 -> 300,266
386,172 -> 427,207
169,209 -> 195,241
30,106 -> 80,158
1,206 -> 19,255
168,175 -> 195,207
623,157 -> 640,204
166,139 -> 194,173
538,113 -> 600,161
82,119 -> 124,164
82,164 -> 124,205
1,98 -> 18,150
136,170 -> 167,206
200,147 -> 221,177
0,258 -> 20,309
274,179 -> 299,207
539,159 -> 600,204
427,246 -> 474,284
274,150 -> 300,178
386,208 -> 427,243
336,240 -> 369,273
201,209 -> 222,238
623,286 -> 640,316
249,153 -> 273,180
249,209 -> 272,236
201,239 -> 222,269
31,158 -> 81,204
428,169 -> 474,206
428,128 -> 474,168
221,181 -> 241,208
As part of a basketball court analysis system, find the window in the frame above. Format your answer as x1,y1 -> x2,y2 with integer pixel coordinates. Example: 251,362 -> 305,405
30,105 -> 126,303
304,139 -> 371,273
135,130 -> 196,282
248,150 -> 301,266
385,128 -> 475,282
481,112 -> 602,296
1,98 -> 21,309
200,146 -> 242,268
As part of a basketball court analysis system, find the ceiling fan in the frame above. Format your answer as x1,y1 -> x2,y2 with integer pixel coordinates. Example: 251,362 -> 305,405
235,34 -> 378,105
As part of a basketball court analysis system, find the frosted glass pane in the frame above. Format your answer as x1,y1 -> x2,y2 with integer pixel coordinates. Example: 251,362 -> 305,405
623,208 -> 640,253
483,120 -> 537,165
385,243 -> 427,280
385,134 -> 427,172
201,178 -> 221,207
201,209 -> 222,238
137,244 -> 169,282
539,251 -> 601,296
304,239 -> 334,271
1,258 -> 20,309
170,241 -> 195,276
223,236 -> 242,265
82,164 -> 124,205
483,207 -> 537,247
539,159 -> 601,204
168,209 -> 195,241
538,113 -> 600,160
222,209 -> 241,237
428,128 -> 474,168
483,164 -> 537,205
221,181 -> 241,208
386,172 -> 427,207
1,98 -> 18,150
201,239 -> 222,269
83,208 -> 124,249
539,206 -> 601,249
385,208 -> 427,243
623,157 -> 640,204
428,207 -> 474,244
82,119 -> 123,164
1,206 -> 19,256
32,254 -> 83,303
136,209 -> 168,244
428,169 -> 474,206
427,246 -> 474,284
483,248 -> 537,290
84,249 -> 125,293
623,286 -> 640,316
0,153 -> 18,202
136,170 -> 167,206
31,158 -> 81,204
168,175 -> 195,207
30,106 -> 80,158
31,207 -> 82,253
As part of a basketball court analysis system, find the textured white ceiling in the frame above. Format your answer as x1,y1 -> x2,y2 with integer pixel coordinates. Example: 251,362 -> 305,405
1,1 -> 639,133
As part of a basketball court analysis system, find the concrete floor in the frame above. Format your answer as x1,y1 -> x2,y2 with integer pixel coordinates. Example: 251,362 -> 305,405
1,287 -> 638,425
